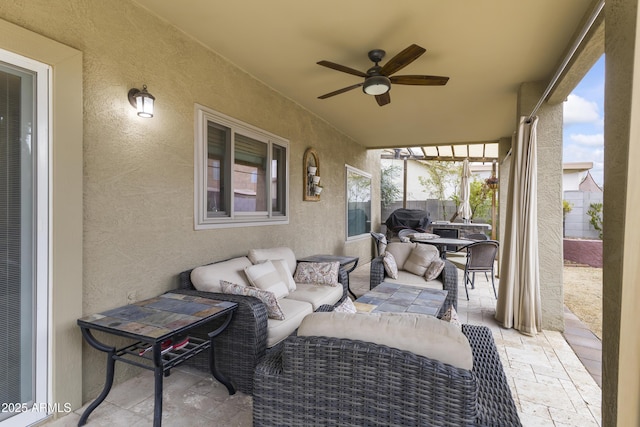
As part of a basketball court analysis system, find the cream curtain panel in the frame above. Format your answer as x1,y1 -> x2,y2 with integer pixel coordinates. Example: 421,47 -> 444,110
495,116 -> 542,336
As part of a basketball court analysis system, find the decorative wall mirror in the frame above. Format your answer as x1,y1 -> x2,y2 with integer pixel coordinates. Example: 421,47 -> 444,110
303,147 -> 321,201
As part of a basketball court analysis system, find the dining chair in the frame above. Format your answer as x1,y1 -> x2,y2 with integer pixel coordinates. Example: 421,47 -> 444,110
463,240 -> 499,300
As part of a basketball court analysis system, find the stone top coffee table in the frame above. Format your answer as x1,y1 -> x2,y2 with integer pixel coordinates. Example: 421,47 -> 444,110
354,282 -> 448,316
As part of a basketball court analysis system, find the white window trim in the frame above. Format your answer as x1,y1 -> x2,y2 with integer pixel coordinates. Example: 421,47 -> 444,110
345,164 -> 372,241
194,104 -> 289,229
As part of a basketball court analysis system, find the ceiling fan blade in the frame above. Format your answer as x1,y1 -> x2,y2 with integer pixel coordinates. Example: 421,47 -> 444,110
375,92 -> 391,106
380,44 -> 426,76
317,60 -> 368,77
318,82 -> 364,99
390,75 -> 449,85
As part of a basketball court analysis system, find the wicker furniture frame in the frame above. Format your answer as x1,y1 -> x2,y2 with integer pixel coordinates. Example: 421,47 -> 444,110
171,261 -> 347,395
253,324 -> 521,426
370,255 -> 459,317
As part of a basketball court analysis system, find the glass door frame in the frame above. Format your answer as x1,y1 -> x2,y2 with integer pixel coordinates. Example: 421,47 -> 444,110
0,48 -> 51,427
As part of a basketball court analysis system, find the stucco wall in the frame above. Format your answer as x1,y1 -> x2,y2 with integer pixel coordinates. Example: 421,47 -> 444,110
0,0 -> 380,404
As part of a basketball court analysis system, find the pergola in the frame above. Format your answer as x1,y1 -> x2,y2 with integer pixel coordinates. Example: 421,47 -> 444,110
380,142 -> 499,163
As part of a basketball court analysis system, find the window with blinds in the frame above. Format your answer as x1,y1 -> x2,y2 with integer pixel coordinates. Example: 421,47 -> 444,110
195,105 -> 289,228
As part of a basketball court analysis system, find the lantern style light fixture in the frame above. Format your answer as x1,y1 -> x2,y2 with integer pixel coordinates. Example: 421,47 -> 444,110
128,84 -> 155,118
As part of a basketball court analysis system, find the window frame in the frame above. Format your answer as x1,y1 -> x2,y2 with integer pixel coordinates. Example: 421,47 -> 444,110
345,164 -> 372,241
194,104 -> 289,229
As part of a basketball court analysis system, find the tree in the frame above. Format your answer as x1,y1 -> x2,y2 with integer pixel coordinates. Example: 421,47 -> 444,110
468,179 -> 492,219
449,176 -> 493,222
380,163 -> 402,208
418,161 -> 461,218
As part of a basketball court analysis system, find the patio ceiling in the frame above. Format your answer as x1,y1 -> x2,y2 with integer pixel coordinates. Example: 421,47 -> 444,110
133,0 -> 600,150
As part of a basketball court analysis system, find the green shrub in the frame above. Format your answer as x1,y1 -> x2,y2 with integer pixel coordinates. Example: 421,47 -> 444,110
586,202 -> 603,239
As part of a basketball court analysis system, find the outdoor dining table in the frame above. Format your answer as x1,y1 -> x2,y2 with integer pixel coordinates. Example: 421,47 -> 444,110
410,236 -> 475,259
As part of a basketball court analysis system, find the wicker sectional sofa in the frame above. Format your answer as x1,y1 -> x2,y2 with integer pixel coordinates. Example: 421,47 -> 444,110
171,247 -> 348,395
370,241 -> 459,316
253,313 -> 521,426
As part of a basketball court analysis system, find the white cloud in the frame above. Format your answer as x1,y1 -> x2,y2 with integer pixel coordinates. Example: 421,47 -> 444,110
563,94 -> 600,124
569,133 -> 604,146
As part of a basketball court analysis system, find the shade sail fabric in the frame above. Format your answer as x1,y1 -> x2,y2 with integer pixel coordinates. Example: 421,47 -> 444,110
495,116 -> 541,336
458,159 -> 472,221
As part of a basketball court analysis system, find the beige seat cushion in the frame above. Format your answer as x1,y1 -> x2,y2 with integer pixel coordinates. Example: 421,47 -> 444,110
384,242 -> 417,268
190,257 -> 252,292
248,247 -> 297,275
383,271 -> 443,289
298,312 -> 473,370
287,282 -> 343,310
266,299 -> 313,347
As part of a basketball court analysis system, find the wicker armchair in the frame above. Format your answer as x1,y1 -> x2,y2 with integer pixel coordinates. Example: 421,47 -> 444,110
370,255 -> 459,316
253,324 -> 521,427
170,264 -> 347,395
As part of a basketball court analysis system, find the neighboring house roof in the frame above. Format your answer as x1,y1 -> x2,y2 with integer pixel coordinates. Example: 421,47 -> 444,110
563,161 -> 594,172
579,171 -> 603,193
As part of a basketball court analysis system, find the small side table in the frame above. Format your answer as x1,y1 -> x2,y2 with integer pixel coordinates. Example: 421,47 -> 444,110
77,292 -> 237,427
298,254 -> 359,298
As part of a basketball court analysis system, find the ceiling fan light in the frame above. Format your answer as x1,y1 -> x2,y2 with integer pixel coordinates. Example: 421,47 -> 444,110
363,75 -> 391,95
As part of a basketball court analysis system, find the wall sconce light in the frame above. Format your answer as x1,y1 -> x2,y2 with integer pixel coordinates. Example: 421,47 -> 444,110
128,84 -> 155,118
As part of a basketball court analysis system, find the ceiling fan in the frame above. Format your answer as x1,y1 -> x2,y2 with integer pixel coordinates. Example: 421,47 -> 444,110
317,44 -> 449,106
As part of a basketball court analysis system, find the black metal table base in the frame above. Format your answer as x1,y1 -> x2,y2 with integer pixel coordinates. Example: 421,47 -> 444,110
78,310 -> 235,427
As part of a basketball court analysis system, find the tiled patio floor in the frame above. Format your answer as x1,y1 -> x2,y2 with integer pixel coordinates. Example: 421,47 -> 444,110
43,263 -> 602,427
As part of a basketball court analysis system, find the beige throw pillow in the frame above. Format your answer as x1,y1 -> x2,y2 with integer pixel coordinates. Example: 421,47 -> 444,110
244,260 -> 289,299
334,297 -> 357,313
441,306 -> 462,329
293,262 -> 340,286
403,244 -> 439,276
383,252 -> 398,279
424,257 -> 446,281
270,259 -> 297,292
220,280 -> 285,320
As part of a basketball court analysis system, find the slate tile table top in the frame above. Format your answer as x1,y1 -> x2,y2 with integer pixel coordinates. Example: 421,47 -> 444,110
354,282 -> 448,316
79,292 -> 236,340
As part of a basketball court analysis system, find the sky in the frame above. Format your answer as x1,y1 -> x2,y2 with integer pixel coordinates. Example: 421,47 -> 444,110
562,55 -> 605,185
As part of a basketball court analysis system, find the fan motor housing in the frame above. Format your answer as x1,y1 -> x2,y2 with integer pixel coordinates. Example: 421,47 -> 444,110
368,49 -> 386,64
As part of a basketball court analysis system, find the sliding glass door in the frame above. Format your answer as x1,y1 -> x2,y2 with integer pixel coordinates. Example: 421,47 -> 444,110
0,51 -> 50,426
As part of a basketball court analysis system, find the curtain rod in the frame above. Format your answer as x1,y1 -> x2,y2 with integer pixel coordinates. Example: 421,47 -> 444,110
527,0 -> 605,122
